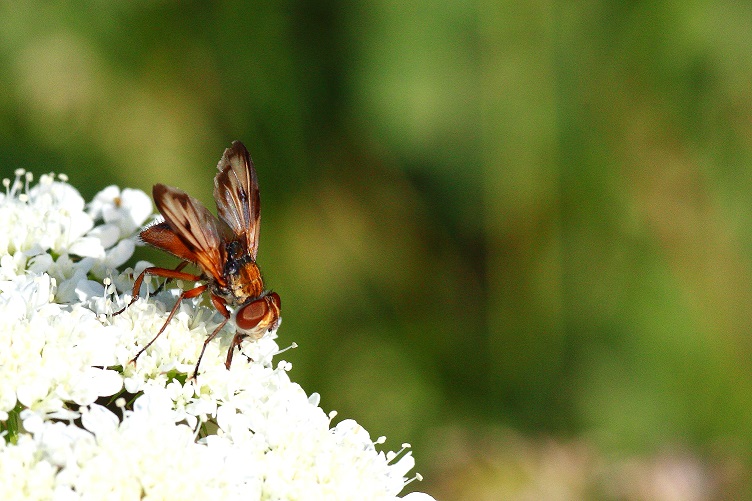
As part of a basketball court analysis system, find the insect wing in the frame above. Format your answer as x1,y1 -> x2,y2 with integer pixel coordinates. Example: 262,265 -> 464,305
214,141 -> 261,260
151,183 -> 225,281
140,220 -> 201,263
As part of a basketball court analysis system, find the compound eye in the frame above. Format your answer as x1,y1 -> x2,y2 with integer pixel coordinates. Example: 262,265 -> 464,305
236,298 -> 268,332
269,292 -> 281,309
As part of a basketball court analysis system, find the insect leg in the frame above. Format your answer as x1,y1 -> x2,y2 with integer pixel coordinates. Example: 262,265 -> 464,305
149,261 -> 190,297
208,296 -> 244,370
113,265 -> 201,316
192,295 -> 230,380
225,332 -> 245,370
130,283 -> 208,366
210,296 -> 246,370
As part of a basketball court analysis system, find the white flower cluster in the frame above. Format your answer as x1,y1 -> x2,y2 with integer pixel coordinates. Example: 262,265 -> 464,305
0,171 -> 434,500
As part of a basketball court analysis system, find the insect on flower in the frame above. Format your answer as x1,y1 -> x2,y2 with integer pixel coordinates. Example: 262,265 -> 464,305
116,141 -> 281,379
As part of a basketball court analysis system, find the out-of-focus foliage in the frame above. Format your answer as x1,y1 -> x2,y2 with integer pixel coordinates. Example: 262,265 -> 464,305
3,1 -> 752,498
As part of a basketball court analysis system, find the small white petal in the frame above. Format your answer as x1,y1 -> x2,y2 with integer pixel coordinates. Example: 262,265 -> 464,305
68,237 -> 105,259
118,188 -> 152,230
19,410 -> 44,433
27,253 -> 54,274
87,185 -> 120,220
75,279 -> 105,302
65,210 -> 95,242
87,224 -> 120,249
87,368 -> 123,397
104,239 -> 135,268
81,404 -> 119,436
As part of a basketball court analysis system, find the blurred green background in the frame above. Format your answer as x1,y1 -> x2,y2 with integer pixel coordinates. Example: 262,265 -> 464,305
3,1 -> 752,498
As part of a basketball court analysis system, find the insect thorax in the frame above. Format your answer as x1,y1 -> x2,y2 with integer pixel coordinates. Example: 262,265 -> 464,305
216,256 -> 264,306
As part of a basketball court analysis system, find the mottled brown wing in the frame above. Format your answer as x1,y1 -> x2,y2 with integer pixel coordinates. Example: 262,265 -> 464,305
150,183 -> 225,281
140,221 -> 201,263
213,141 -> 261,260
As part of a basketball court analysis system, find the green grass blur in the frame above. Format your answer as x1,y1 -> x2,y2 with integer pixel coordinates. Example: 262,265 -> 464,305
2,1 -> 752,498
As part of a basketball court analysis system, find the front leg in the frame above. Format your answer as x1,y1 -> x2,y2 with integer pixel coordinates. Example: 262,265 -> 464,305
113,262 -> 199,316
225,332 -> 245,370
148,261 -> 190,297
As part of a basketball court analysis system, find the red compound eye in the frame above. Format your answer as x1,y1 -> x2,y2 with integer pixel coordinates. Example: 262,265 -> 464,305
236,298 -> 268,331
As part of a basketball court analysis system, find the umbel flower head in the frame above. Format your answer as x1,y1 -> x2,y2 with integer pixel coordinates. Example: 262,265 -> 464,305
0,170 -> 434,501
